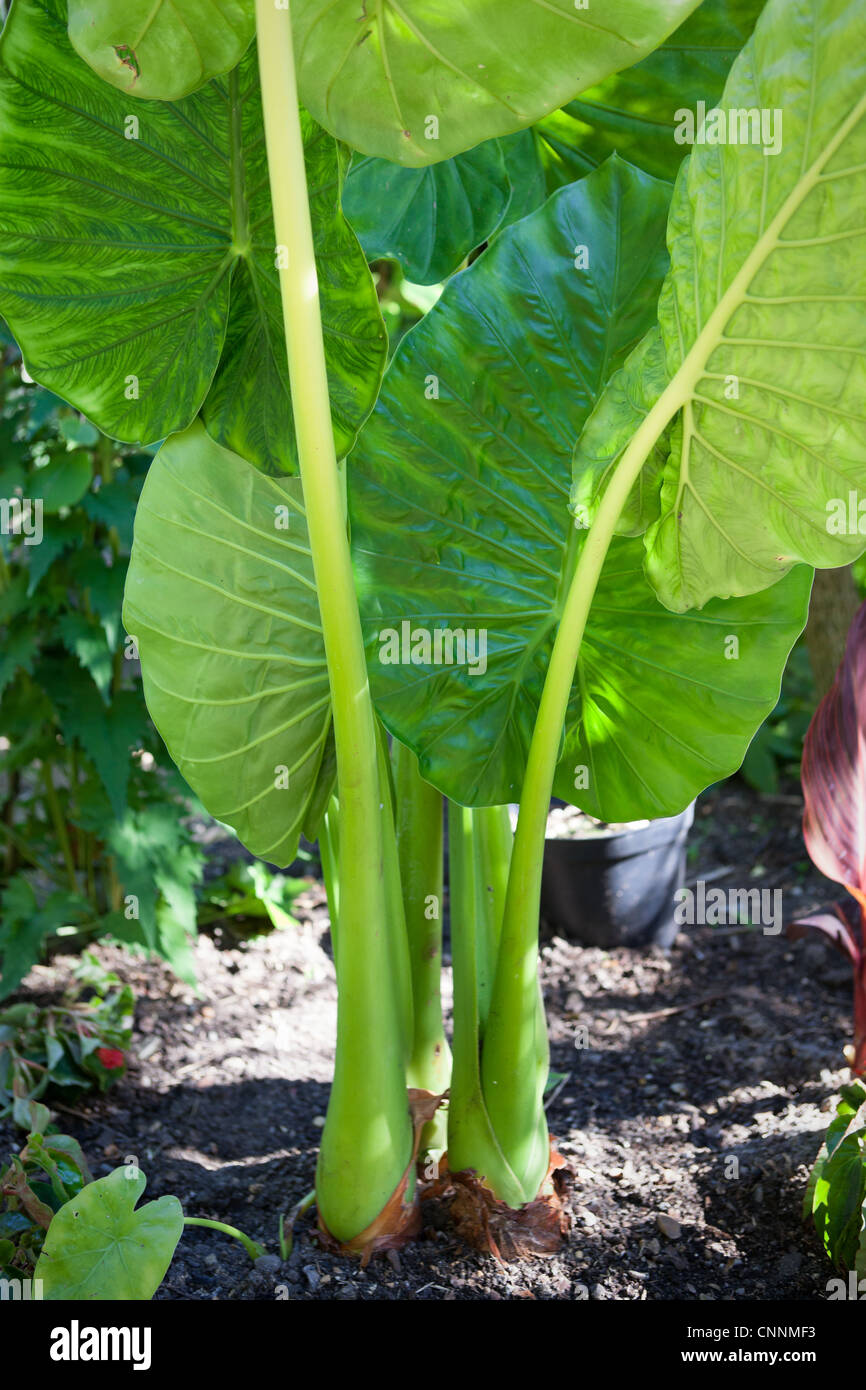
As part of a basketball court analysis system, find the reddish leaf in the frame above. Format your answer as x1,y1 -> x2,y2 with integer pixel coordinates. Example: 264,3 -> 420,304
800,601 -> 866,1075
802,601 -> 866,910
788,908 -> 860,966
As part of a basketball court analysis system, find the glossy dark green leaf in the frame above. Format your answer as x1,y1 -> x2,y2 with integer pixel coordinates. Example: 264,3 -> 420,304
293,0 -> 702,166
349,158 -> 812,816
496,131 -> 548,231
35,1166 -> 183,1300
68,0 -> 254,102
123,422 -> 331,867
0,0 -> 386,472
536,0 -> 766,186
572,0 -> 866,610
343,139 -> 511,285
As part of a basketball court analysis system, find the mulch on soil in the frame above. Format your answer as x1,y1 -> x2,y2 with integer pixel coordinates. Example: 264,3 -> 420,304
1,779 -> 854,1300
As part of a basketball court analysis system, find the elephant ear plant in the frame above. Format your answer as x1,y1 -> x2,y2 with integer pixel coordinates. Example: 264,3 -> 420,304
0,0 -> 864,1271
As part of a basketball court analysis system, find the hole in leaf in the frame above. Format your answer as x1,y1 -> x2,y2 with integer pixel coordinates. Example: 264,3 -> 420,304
113,44 -> 140,79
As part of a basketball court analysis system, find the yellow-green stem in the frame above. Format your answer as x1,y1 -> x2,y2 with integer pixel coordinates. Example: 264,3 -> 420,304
482,383 -> 684,1197
394,742 -> 450,1146
254,0 -> 412,1242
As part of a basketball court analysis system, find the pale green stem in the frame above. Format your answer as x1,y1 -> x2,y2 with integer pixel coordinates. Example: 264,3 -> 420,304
482,385 -> 683,1197
446,802 -> 525,1207
183,1217 -> 264,1263
394,742 -> 450,1148
473,804 -> 513,1036
318,794 -> 340,948
375,727 -> 415,1065
254,0 -> 412,1242
42,763 -> 77,894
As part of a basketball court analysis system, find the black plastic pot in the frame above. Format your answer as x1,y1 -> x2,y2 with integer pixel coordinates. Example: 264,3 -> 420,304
539,802 -> 695,949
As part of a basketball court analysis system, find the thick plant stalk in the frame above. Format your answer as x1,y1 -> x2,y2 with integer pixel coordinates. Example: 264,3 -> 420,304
393,742 -> 450,1146
483,390 -> 683,1201
445,802 -> 550,1208
447,802 -> 525,1206
254,0 -> 412,1243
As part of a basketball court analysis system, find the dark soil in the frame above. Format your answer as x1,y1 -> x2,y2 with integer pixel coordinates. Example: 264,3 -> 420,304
1,778 -> 854,1301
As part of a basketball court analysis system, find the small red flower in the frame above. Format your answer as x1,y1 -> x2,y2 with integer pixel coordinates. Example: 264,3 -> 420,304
96,1047 -> 125,1070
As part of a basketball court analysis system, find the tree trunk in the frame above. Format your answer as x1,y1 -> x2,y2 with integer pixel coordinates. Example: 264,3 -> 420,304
806,566 -> 862,699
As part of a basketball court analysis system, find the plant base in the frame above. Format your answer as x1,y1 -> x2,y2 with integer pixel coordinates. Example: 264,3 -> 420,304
316,1090 -> 444,1266
425,1140 -> 569,1262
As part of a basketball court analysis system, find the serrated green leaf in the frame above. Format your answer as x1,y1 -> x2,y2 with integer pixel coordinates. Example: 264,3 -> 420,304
293,0 -> 701,166
58,611 -> 113,700
0,880 -> 90,999
81,479 -> 140,550
350,158 -> 812,816
123,420 -> 331,867
35,1165 -> 183,1300
572,0 -> 866,611
68,0 -> 254,102
0,626 -> 39,700
68,553 -> 127,649
40,661 -> 145,818
0,0 -> 386,472
23,518 -> 77,597
344,139 -> 511,285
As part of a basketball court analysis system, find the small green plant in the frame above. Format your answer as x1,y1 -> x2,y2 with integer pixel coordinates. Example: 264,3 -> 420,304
0,959 -> 133,1122
1,1114 -> 265,1297
0,1108 -> 92,1277
804,1082 -> 866,1276
197,860 -> 308,936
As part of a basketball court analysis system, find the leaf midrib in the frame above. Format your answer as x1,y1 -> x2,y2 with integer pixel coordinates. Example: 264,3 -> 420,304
668,86 -> 866,491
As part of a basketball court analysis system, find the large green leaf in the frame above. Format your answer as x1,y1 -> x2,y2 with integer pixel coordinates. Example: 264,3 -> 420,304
349,158 -> 812,815
35,1166 -> 184,1300
293,0 -> 702,166
572,0 -> 866,611
68,0 -> 254,102
0,0 -> 386,472
536,0 -> 766,187
343,2 -> 766,284
343,138 -> 512,285
123,422 -> 331,867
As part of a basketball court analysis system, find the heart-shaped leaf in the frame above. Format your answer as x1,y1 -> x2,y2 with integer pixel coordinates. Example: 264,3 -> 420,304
35,1165 -> 184,1300
123,421 -> 331,867
343,139 -> 512,285
349,157 -> 813,817
572,0 -> 866,610
67,0 -> 255,102
293,0 -> 702,166
0,0 -> 386,472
